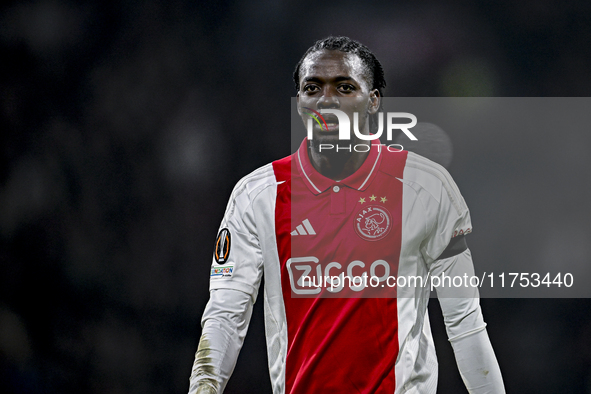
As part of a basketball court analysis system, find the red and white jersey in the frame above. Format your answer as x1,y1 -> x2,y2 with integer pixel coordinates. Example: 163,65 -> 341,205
204,139 -> 484,394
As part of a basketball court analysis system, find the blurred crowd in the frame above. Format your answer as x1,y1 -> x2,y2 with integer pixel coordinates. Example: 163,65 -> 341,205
1,0 -> 591,393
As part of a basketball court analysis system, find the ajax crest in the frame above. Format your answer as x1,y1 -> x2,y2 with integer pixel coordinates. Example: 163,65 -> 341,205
354,206 -> 391,241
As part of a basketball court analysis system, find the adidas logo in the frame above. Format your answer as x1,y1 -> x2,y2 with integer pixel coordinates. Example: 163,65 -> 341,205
291,219 -> 316,236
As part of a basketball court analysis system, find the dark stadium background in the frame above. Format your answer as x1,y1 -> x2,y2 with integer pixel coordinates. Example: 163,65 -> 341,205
2,0 -> 591,393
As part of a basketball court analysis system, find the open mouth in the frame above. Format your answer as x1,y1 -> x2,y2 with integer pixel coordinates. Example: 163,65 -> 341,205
322,121 -> 339,132
318,114 -> 339,132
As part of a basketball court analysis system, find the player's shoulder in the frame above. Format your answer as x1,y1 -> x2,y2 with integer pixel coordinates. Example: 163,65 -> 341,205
402,151 -> 455,185
232,162 -> 276,198
397,151 -> 466,213
271,153 -> 293,183
229,153 -> 292,200
379,148 -> 452,184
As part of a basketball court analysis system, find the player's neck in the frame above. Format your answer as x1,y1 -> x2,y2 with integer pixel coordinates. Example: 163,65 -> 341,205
307,145 -> 369,181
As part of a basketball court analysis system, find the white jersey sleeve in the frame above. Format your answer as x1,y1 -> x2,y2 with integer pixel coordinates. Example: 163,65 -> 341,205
449,324 -> 506,393
404,152 -> 505,393
189,164 -> 277,394
208,167 -> 270,297
402,153 -> 472,264
188,288 -> 254,394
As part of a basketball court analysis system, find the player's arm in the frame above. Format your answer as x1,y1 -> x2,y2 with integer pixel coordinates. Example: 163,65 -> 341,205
188,178 -> 264,394
430,242 -> 505,393
418,156 -> 505,393
189,288 -> 254,394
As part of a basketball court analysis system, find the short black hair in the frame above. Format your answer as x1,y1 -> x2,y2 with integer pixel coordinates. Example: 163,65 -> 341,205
293,36 -> 386,95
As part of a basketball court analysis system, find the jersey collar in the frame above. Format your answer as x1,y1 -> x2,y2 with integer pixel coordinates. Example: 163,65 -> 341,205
295,138 -> 383,195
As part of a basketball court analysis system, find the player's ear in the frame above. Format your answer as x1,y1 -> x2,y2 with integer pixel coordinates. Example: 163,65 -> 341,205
368,89 -> 380,115
296,91 -> 302,115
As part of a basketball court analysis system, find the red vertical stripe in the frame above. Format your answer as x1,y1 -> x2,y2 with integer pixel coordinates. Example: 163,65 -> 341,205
272,150 -> 408,393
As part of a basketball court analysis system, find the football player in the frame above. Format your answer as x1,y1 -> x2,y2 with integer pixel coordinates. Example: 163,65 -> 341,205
188,36 -> 505,394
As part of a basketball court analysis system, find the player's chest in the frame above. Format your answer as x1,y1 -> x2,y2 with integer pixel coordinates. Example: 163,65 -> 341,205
288,181 -> 402,259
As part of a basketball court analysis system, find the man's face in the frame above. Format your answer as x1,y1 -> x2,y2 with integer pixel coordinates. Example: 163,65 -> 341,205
297,49 -> 380,146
